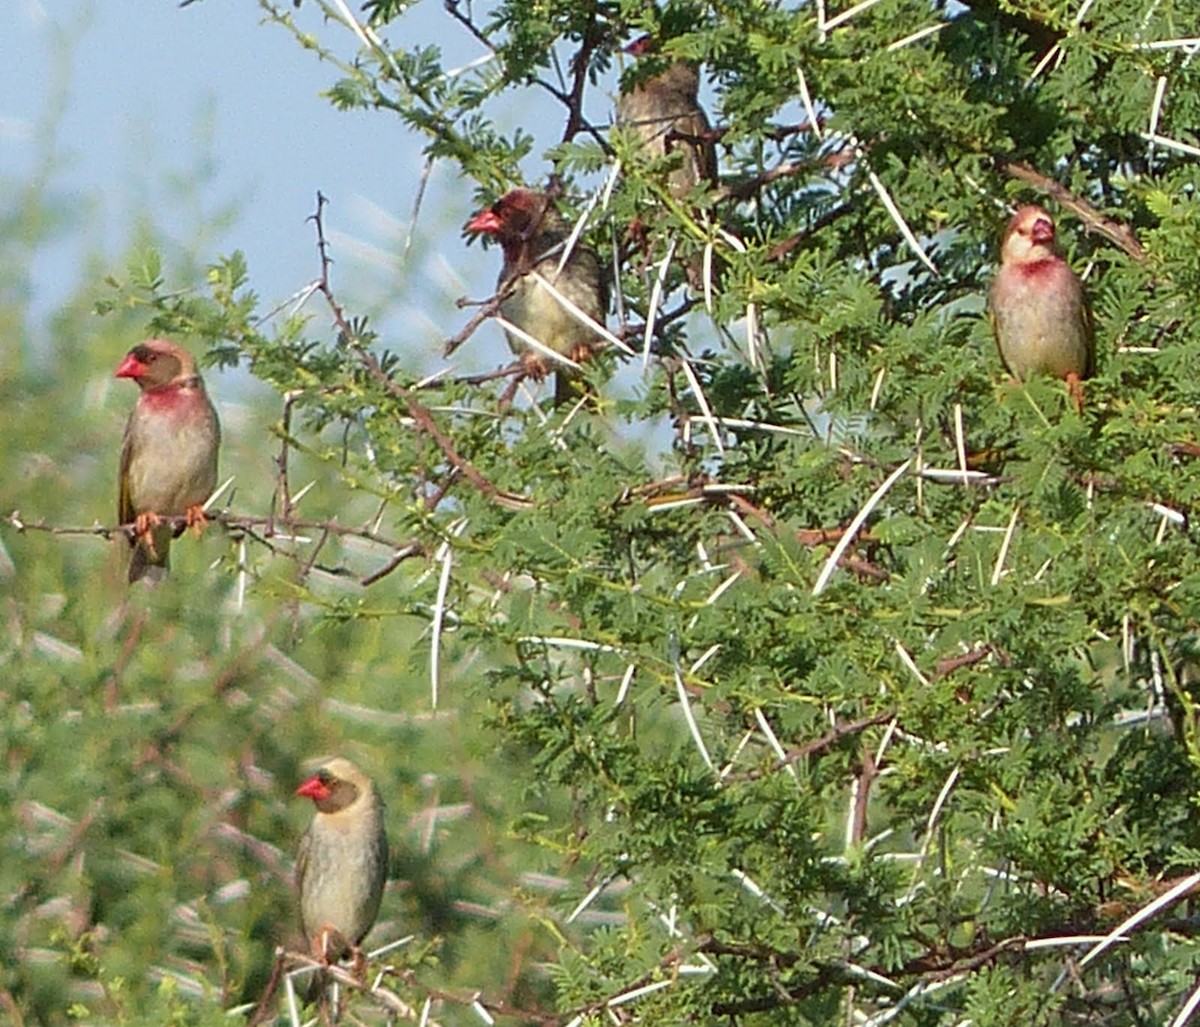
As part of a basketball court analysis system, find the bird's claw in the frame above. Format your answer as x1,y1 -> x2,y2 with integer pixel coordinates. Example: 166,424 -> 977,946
351,946 -> 367,982
134,511 -> 162,557
184,504 -> 209,538
519,351 -> 550,381
311,925 -> 351,967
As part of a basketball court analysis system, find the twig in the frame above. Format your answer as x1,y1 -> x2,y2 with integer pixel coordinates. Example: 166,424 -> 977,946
849,744 -> 875,846
9,509 -> 418,551
561,13 -> 603,143
7,509 -> 428,586
734,713 -> 894,782
270,389 -> 303,534
308,193 -> 529,509
931,645 -> 1009,681
442,0 -> 610,151
722,148 -> 853,204
361,543 -> 427,587
765,203 -> 854,263
445,294 -> 506,358
999,161 -> 1147,261
248,948 -> 287,1027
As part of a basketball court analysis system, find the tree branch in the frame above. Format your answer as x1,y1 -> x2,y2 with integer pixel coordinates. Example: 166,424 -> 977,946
308,193 -> 531,510
999,160 -> 1147,261
733,712 -> 895,783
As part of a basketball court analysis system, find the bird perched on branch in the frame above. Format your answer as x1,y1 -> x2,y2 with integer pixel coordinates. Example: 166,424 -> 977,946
465,187 -> 609,405
616,35 -> 717,201
295,758 -> 388,987
988,205 -> 1094,412
616,35 -> 719,294
115,338 -> 220,583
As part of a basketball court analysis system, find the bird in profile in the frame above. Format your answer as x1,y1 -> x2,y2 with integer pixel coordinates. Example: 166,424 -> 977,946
295,757 -> 388,990
616,35 -> 720,294
615,34 -> 717,201
988,204 -> 1094,413
464,187 -> 609,405
115,338 -> 220,582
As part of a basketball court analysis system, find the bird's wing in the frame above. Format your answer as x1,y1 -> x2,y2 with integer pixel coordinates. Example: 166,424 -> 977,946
295,825 -> 312,900
682,108 -> 718,186
985,291 -> 1012,375
117,413 -> 136,529
1082,295 -> 1097,378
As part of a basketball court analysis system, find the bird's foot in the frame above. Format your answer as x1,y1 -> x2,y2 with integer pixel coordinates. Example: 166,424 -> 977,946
311,925 -> 349,966
134,512 -> 162,557
184,504 -> 209,539
351,945 -> 368,983
1066,373 -> 1085,415
567,342 -> 594,366
519,351 -> 551,381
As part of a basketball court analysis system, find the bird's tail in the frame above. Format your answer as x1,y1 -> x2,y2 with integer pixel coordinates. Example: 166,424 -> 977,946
554,372 -> 594,408
128,526 -> 171,583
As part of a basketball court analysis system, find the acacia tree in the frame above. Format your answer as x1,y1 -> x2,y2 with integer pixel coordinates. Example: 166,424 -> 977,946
6,0 -> 1200,1024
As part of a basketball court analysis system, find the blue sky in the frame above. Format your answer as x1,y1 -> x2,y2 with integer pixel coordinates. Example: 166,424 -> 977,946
0,0 -> 722,414
0,0 -> 530,373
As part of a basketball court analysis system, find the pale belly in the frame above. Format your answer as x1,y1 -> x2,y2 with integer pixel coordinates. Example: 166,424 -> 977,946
127,418 -> 218,515
299,823 -> 386,945
991,274 -> 1090,381
500,267 -> 602,359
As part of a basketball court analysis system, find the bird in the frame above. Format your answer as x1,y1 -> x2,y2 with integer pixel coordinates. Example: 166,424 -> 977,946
295,757 -> 389,984
115,338 -> 220,583
988,205 -> 1094,413
616,36 -> 719,295
464,188 -> 609,405
615,35 -> 717,201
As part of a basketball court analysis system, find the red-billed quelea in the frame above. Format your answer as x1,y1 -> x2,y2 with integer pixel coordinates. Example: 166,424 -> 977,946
116,338 -> 220,583
616,35 -> 717,200
295,758 -> 388,979
465,188 -> 608,404
988,205 -> 1094,412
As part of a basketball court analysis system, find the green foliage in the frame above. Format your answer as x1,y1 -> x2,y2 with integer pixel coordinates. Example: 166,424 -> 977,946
6,0 -> 1200,1023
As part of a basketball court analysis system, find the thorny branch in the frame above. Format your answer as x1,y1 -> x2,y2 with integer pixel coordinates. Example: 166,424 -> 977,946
7,509 -> 427,586
699,933 -> 1032,1015
734,712 -> 895,783
442,0 -> 609,150
7,509 -> 418,552
253,942 -> 570,1026
553,902 -> 1194,1025
1000,160 -> 1148,261
444,292 -> 508,358
561,10 -> 604,144
309,193 -> 530,510
270,388 -> 301,533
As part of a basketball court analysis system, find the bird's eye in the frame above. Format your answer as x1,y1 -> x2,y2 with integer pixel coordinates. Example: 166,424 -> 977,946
318,770 -> 334,786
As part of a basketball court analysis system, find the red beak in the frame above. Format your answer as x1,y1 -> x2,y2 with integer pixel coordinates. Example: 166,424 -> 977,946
114,353 -> 146,379
465,208 -> 503,235
296,775 -> 331,801
625,34 -> 654,56
1030,218 -> 1055,245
